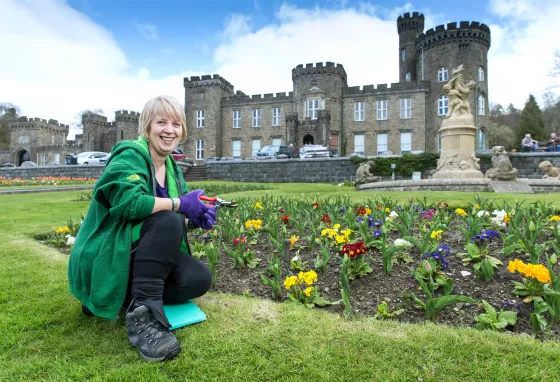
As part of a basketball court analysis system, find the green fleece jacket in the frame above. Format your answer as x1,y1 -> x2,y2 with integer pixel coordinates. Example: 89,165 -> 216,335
68,138 -> 189,320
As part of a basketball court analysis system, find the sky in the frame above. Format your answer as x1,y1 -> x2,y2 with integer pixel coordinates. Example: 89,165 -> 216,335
1,0 -> 559,137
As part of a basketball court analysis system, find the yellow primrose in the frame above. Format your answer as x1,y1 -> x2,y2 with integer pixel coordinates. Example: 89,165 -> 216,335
335,235 -> 347,244
289,235 -> 299,247
341,229 -> 353,237
284,276 -> 298,289
303,287 -> 314,297
365,207 -> 372,215
253,201 -> 264,210
550,216 -> 560,222
245,219 -> 263,230
430,229 -> 443,240
385,207 -> 391,213
455,208 -> 468,217
299,270 -> 318,285
475,204 -> 480,209
333,224 -> 341,230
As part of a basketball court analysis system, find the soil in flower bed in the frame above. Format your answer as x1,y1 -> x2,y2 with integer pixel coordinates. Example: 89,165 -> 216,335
196,226 -> 560,340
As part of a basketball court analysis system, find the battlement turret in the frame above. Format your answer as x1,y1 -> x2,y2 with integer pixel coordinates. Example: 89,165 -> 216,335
115,110 -> 140,123
82,113 -> 107,127
344,81 -> 430,96
184,74 -> 234,95
292,62 -> 347,83
416,21 -> 491,54
222,91 -> 293,106
397,12 -> 424,33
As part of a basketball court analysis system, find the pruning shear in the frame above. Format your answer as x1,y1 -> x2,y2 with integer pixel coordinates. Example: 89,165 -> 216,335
199,195 -> 238,210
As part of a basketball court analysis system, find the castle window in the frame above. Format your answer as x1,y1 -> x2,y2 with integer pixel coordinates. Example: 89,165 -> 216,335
401,49 -> 406,61
478,95 -> 485,116
306,99 -> 320,119
438,95 -> 449,116
41,154 -> 47,166
400,132 -> 412,154
251,139 -> 260,157
438,67 -> 448,82
478,67 -> 485,82
196,110 -> 205,128
405,72 -> 411,82
376,100 -> 388,120
252,109 -> 261,127
55,153 -> 60,164
400,98 -> 412,119
272,138 -> 282,146
120,130 -> 124,140
272,107 -> 281,126
377,133 -> 388,155
354,134 -> 365,156
354,102 -> 365,121
330,134 -> 339,156
19,136 -> 29,144
232,140 -> 241,157
476,128 -> 486,150
196,139 -> 204,160
233,110 -> 241,128
459,44 -> 470,52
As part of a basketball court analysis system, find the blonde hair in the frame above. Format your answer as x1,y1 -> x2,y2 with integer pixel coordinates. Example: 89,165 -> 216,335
138,95 -> 187,143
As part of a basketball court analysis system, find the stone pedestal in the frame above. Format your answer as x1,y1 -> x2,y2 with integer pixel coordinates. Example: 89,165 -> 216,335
432,115 -> 483,179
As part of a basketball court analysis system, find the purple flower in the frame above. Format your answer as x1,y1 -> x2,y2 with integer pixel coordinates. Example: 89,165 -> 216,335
279,208 -> 285,213
420,209 -> 436,220
422,249 -> 449,271
356,217 -> 364,223
339,206 -> 345,214
501,300 -> 521,311
471,230 -> 500,244
436,244 -> 451,256
372,229 -> 382,238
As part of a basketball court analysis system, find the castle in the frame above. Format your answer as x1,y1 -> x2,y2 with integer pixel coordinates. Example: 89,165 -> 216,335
7,13 -> 490,166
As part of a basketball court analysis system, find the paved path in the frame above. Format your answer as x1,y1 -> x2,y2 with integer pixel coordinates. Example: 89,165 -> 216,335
0,185 -> 94,195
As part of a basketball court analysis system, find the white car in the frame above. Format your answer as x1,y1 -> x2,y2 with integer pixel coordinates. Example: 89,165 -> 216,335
299,145 -> 331,159
76,151 -> 110,165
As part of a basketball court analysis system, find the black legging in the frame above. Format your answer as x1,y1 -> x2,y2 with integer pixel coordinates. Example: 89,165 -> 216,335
128,210 -> 212,326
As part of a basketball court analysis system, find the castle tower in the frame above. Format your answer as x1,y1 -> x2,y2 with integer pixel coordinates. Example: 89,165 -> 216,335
82,113 -> 107,152
184,75 -> 234,160
415,20 -> 491,152
115,110 -> 140,143
291,62 -> 347,151
397,12 -> 424,83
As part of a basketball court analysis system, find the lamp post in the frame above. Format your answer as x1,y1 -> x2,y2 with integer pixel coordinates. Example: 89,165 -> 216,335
391,163 -> 396,181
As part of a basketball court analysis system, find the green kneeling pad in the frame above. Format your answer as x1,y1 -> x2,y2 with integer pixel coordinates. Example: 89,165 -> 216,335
163,301 -> 206,331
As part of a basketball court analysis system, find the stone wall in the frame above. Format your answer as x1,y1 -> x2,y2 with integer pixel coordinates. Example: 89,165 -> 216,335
478,152 -> 560,179
206,158 -> 356,183
0,165 -> 104,180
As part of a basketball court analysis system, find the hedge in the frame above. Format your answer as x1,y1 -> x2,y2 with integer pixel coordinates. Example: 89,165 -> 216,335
350,152 -> 440,177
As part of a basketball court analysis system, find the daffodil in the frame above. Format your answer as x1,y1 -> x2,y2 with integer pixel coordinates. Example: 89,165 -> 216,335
253,201 -> 264,210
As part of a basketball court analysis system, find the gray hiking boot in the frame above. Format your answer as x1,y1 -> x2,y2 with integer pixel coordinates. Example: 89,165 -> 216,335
125,304 -> 181,362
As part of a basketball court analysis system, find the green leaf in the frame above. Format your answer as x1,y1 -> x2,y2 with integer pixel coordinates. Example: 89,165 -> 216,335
466,243 -> 480,258
480,299 -> 497,318
312,295 -> 332,307
433,295 -> 476,316
481,258 -> 495,281
499,311 -> 518,326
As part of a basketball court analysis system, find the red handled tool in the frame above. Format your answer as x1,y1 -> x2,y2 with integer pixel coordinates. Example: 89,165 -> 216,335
199,195 -> 238,209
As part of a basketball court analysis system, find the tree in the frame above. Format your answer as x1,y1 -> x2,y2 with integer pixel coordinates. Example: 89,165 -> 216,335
550,50 -> 560,88
73,109 -> 104,134
516,94 -> 546,144
542,92 -> 560,136
487,121 -> 517,151
0,103 -> 21,149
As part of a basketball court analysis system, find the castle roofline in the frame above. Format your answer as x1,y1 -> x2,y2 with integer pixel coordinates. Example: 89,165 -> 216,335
416,21 -> 491,52
292,62 -> 347,82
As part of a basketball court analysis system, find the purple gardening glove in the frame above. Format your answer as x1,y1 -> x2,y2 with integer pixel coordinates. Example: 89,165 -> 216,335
191,207 -> 216,230
178,189 -> 208,220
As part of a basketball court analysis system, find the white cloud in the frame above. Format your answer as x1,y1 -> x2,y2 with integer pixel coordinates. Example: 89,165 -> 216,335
488,0 -> 560,108
0,0 -> 197,137
136,23 -> 158,40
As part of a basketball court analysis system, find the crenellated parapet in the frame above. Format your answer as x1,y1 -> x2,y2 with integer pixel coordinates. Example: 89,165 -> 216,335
397,12 -> 424,33
343,81 -> 430,96
82,113 -> 107,127
415,21 -> 491,54
222,91 -> 293,106
115,110 -> 140,123
285,112 -> 298,123
292,62 -> 347,83
9,117 -> 70,134
184,74 -> 234,95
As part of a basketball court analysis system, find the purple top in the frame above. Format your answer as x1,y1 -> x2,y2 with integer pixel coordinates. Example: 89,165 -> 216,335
156,182 -> 169,198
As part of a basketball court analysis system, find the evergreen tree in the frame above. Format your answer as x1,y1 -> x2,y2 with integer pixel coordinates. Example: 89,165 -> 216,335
0,104 -> 20,150
516,94 -> 546,144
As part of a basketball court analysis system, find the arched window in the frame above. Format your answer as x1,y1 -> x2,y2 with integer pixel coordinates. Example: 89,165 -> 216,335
402,49 -> 406,61
476,128 -> 486,150
438,67 -> 448,82
478,67 -> 485,82
405,72 -> 411,82
478,95 -> 485,116
438,95 -> 449,116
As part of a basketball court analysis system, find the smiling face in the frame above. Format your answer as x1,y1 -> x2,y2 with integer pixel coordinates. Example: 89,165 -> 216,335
148,114 -> 182,159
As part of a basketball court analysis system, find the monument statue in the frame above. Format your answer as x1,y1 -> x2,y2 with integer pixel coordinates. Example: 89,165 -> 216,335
355,161 -> 378,185
538,161 -> 560,180
484,146 -> 518,181
432,64 -> 484,179
443,65 -> 476,119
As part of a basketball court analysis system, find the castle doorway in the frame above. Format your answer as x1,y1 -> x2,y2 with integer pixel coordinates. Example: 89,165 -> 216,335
16,150 -> 30,166
303,134 -> 314,145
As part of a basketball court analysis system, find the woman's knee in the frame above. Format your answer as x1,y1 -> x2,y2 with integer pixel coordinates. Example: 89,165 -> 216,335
143,210 -> 183,239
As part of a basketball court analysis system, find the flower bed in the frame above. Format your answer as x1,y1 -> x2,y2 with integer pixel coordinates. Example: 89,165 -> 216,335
43,194 -> 560,338
0,176 -> 97,187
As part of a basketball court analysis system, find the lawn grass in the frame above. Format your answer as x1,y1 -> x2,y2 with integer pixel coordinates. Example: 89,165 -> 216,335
1,186 -> 560,381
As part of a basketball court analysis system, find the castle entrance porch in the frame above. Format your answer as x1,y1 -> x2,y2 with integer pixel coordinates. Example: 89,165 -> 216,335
303,134 -> 314,145
15,149 -> 30,166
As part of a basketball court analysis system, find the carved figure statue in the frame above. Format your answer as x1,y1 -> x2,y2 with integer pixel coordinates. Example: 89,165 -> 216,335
443,65 -> 477,119
436,152 -> 480,172
484,146 -> 518,181
355,161 -> 378,185
538,161 -> 560,180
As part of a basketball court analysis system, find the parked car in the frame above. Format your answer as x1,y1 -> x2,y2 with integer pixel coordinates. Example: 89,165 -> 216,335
99,153 -> 111,165
76,151 -> 110,165
254,145 -> 291,159
171,148 -> 186,161
299,145 -> 331,159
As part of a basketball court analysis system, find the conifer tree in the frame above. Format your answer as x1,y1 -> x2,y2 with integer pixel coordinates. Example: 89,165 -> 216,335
516,94 -> 546,144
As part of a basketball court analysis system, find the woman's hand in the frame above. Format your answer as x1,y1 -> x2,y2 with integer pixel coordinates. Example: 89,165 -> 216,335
177,190 -> 208,219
